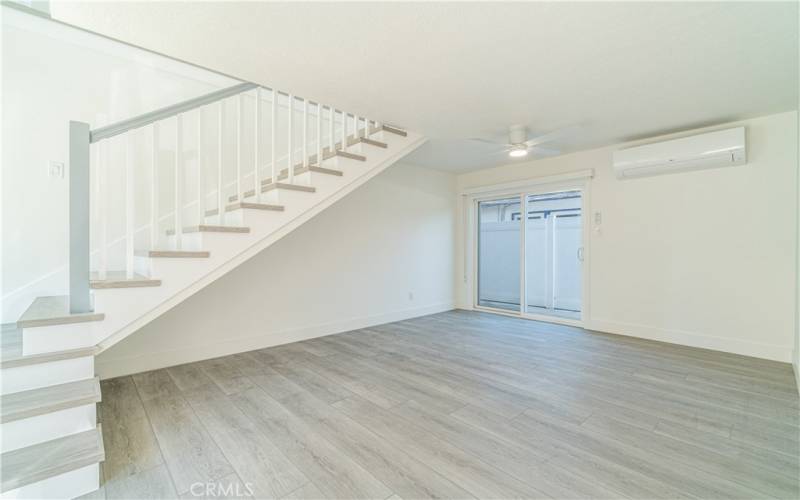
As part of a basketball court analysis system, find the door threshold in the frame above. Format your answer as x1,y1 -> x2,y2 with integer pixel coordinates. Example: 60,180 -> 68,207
472,305 -> 584,328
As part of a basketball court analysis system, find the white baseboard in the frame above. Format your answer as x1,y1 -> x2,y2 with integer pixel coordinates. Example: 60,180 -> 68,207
96,301 -> 455,379
589,318 -> 793,363
456,305 -> 793,363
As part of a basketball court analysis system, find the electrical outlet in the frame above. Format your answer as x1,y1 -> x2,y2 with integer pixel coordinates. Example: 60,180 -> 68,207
48,161 -> 64,178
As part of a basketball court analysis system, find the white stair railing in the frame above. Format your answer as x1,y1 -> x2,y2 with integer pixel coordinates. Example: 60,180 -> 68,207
68,81 -> 386,313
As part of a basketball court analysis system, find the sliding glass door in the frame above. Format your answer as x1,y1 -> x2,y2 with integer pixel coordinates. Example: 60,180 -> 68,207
524,191 -> 582,319
477,197 -> 521,311
476,189 -> 583,321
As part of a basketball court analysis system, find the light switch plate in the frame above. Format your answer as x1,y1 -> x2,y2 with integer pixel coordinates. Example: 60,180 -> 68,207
48,161 -> 64,178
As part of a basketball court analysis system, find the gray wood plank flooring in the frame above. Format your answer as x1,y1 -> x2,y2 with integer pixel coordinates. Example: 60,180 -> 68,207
97,310 -> 799,499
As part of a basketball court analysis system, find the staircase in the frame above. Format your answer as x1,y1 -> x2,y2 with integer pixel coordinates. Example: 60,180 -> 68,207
0,81 -> 424,498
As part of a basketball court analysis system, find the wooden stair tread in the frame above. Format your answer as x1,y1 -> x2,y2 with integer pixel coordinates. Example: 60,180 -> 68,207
167,225 -> 250,235
264,182 -> 316,192
360,137 -> 388,148
1,425 -> 104,493
90,271 -> 161,289
381,124 -> 407,137
1,376 -> 101,424
1,326 -> 96,369
335,150 -> 367,161
262,165 -> 344,185
229,183 -> 315,201
205,202 -> 284,217
137,250 -> 210,258
17,296 -> 104,329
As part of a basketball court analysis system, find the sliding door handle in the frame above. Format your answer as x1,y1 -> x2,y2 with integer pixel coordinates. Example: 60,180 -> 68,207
577,247 -> 584,262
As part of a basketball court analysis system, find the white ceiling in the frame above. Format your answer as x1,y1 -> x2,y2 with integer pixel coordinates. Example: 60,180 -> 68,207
52,1 -> 798,172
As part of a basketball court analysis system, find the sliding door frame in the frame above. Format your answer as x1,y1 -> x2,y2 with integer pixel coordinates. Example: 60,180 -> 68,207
464,170 -> 593,328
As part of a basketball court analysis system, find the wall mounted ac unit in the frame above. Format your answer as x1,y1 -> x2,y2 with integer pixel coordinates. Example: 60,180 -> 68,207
613,127 -> 746,179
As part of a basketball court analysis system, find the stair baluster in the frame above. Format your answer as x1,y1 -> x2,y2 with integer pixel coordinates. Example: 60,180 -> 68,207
217,101 -> 225,225
197,110 -> 204,224
271,89 -> 277,186
303,98 -> 309,170
341,110 -> 347,151
288,94 -> 294,185
125,133 -> 135,278
236,93 -> 244,203
317,102 -> 323,167
151,123 -> 159,255
329,107 -> 335,154
254,88 -> 261,203
174,114 -> 183,251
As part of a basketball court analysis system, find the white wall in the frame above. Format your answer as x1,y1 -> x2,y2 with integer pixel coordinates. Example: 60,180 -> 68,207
795,107 -> 800,391
457,111 -> 798,362
96,163 -> 457,378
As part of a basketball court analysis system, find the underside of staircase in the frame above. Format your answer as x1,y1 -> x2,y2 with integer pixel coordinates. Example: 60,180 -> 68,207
1,80 -> 423,499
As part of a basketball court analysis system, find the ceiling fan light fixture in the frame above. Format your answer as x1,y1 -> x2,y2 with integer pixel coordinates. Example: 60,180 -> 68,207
509,146 -> 528,158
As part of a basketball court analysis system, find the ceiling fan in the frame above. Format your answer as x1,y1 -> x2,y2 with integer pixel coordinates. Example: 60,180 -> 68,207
471,124 -> 577,159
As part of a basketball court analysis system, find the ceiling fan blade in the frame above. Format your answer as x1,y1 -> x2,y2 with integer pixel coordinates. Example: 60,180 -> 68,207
530,146 -> 561,157
524,125 -> 580,148
469,137 -> 510,146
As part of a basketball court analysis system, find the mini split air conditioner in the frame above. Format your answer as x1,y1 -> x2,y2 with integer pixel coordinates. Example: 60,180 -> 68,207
613,127 -> 746,179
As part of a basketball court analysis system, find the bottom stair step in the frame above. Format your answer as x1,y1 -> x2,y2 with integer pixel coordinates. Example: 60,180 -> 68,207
1,376 -> 101,424
0,425 -> 104,494
1,326 -> 97,369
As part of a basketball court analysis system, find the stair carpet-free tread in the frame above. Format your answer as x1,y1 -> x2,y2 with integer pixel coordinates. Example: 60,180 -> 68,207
335,150 -> 367,161
166,225 -> 251,235
1,376 -> 101,423
0,425 -> 104,493
90,271 -> 161,290
205,202 -> 285,218
16,296 -> 104,329
360,137 -> 389,148
381,124 -> 408,137
228,182 -> 316,202
137,250 -> 211,258
1,326 -> 97,369
261,165 -> 344,185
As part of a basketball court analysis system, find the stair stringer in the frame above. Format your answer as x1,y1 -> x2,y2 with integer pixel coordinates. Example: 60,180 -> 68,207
91,131 -> 426,354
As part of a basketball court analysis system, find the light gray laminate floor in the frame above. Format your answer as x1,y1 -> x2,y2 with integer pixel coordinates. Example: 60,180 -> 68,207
91,310 -> 800,499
